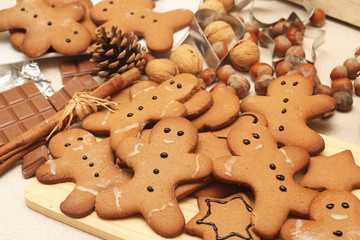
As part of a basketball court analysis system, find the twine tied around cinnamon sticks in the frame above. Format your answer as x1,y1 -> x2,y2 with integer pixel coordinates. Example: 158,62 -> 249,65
47,92 -> 118,140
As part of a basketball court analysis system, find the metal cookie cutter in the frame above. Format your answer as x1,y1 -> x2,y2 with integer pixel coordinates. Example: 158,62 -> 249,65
189,8 -> 245,70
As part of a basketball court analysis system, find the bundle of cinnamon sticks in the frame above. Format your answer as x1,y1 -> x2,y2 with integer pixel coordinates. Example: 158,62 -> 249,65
0,68 -> 140,176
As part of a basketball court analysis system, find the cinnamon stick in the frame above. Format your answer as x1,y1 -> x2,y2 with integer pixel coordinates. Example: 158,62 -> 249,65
0,68 -> 140,176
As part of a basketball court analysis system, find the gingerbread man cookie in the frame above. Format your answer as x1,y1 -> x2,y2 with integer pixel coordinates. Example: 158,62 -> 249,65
240,74 -> 336,155
0,0 -> 91,57
281,190 -> 360,239
185,193 -> 260,240
91,0 -> 194,53
36,128 -> 132,218
212,112 -> 318,238
192,82 -> 240,131
300,150 -> 360,191
95,117 -> 212,237
82,74 -> 201,150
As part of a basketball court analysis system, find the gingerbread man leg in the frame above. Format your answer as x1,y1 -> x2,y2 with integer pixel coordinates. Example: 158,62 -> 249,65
61,188 -> 96,218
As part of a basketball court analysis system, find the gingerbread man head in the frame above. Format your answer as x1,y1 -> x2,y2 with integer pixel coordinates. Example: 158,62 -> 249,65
281,190 -> 360,239
0,0 -> 91,57
36,128 -> 132,218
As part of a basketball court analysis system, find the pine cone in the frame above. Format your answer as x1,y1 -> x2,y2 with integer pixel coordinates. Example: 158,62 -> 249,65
88,26 -> 147,79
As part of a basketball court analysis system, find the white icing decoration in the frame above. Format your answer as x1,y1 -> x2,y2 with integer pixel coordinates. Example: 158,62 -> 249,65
114,122 -> 139,134
290,219 -> 303,237
132,86 -> 155,98
164,86 -> 175,91
254,144 -> 263,149
163,139 -> 175,144
331,214 -> 349,220
113,187 -> 122,211
224,157 -> 237,177
279,148 -> 294,166
76,186 -> 99,196
101,111 -> 111,126
192,154 -> 201,178
128,143 -> 144,159
72,145 -> 84,151
159,100 -> 175,117
47,160 -> 56,175
147,203 -> 175,223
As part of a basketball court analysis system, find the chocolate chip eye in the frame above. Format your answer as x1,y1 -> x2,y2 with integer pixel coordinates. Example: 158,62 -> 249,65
283,98 -> 289,103
279,185 -> 287,192
269,163 -> 276,170
33,14 -> 38,18
333,231 -> 343,237
153,19 -> 158,22
109,0 -> 113,3
127,113 -> 133,117
152,96 -> 157,100
164,128 -> 171,133
89,163 -> 94,167
243,139 -> 250,145
21,8 -> 25,11
177,131 -> 184,136
177,83 -> 182,88
326,203 -> 334,209
94,172 -> 99,177
138,106 -> 143,110
82,155 -> 88,160
342,202 -> 349,208
103,8 -> 107,11
293,82 -> 298,86
130,12 -> 134,15
147,186 -> 154,192
252,133 -> 259,139
74,31 -> 78,34
279,125 -> 285,131
66,38 -> 71,43
64,143 -> 71,147
160,152 -> 168,158
281,81 -> 286,85
77,137 -> 83,141
140,15 -> 145,19
170,81 -> 175,84
153,169 -> 159,174
47,21 -> 52,26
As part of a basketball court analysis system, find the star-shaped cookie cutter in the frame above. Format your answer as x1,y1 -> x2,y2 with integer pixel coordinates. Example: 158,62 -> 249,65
189,8 -> 245,70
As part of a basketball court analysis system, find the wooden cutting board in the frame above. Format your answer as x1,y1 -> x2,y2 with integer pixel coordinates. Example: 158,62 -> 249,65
25,135 -> 360,240
287,0 -> 360,28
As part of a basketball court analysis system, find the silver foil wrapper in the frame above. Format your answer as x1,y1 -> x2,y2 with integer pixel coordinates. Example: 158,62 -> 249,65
0,61 -> 54,97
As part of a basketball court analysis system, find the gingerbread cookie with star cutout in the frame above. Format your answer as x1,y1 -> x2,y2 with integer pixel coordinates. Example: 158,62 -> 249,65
91,0 -> 194,53
240,74 -> 336,155
0,0 -> 91,57
281,190 -> 360,240
300,150 -> 360,191
36,128 -> 132,218
212,112 -> 318,238
186,193 -> 260,240
95,117 -> 212,237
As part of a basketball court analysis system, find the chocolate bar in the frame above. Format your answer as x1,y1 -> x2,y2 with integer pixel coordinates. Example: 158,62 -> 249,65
48,74 -> 99,111
21,145 -> 49,179
60,57 -> 97,84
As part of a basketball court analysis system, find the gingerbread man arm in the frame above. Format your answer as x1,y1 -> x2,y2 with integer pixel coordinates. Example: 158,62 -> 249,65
60,187 -> 97,218
116,136 -> 146,167
0,8 -> 24,31
212,156 -> 250,184
183,90 -> 213,119
55,2 -> 86,21
303,95 -> 336,121
175,154 -> 212,182
158,100 -> 187,119
21,31 -> 52,58
82,111 -> 113,135
278,145 -> 310,173
240,95 -> 271,115
36,158 -> 72,183
280,219 -> 320,240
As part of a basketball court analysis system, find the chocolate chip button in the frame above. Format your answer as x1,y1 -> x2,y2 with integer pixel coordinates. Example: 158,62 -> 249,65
333,231 -> 343,237
282,108 -> 287,114
82,155 -> 88,160
94,173 -> 99,177
243,139 -> 250,145
138,106 -> 143,110
127,113 -> 133,117
89,163 -> 94,167
279,126 -> 285,131
279,185 -> 287,192
269,163 -> 276,170
283,98 -> 289,103
153,169 -> 159,174
160,152 -> 168,158
276,175 -> 285,181
152,96 -> 157,100
77,137 -> 83,141
64,143 -> 71,147
66,38 -> 71,43
147,186 -> 154,192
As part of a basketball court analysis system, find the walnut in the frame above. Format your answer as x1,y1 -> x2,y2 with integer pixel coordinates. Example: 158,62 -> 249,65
229,39 -> 260,71
204,21 -> 235,45
145,58 -> 179,83
199,0 -> 226,13
170,44 -> 203,75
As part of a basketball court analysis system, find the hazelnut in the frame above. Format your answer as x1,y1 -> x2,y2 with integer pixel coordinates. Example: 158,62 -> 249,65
268,20 -> 286,38
333,91 -> 353,111
330,65 -> 348,80
145,58 -> 178,83
276,61 -> 294,77
229,39 -> 260,71
217,64 -> 236,83
274,35 -> 292,57
211,41 -> 228,59
354,78 -> 360,95
255,74 -> 274,95
199,68 -> 217,86
145,53 -> 156,63
343,57 -> 360,79
244,22 -> 259,35
286,26 -> 303,45
296,63 -> 317,77
218,0 -> 234,11
243,31 -> 258,45
315,84 -> 335,96
170,44 -> 203,75
204,21 -> 235,45
230,12 -> 244,22
310,8 -> 326,27
249,62 -> 273,81
199,0 -> 226,13
226,74 -> 250,99
285,45 -> 306,58
197,77 -> 207,90
331,78 -> 353,94
355,47 -> 360,57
